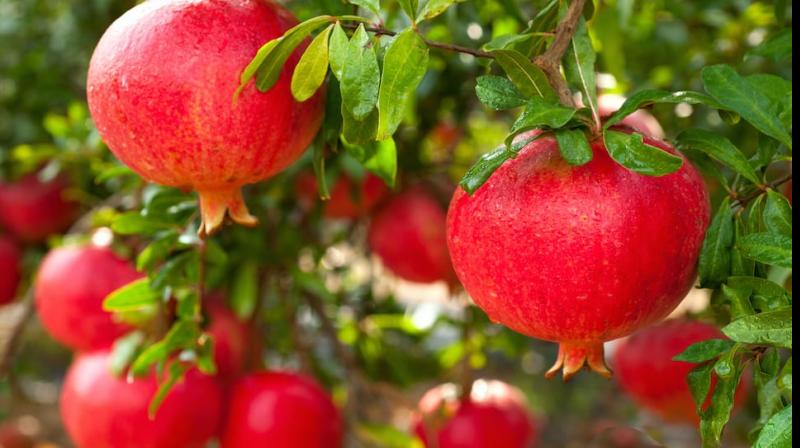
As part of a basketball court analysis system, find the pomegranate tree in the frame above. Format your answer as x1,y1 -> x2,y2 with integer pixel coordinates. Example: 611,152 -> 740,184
412,379 -> 538,448
368,188 -> 453,284
0,236 -> 21,305
34,245 -> 140,351
61,350 -> 222,448
296,172 -> 388,219
87,0 -> 323,236
221,371 -> 343,448
447,130 -> 709,379
613,319 -> 748,424
0,174 -> 77,242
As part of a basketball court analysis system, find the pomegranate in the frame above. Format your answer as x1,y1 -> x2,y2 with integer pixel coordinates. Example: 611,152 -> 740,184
613,319 -> 748,424
296,172 -> 388,219
368,188 -> 453,284
0,174 -> 77,242
0,236 -> 21,305
61,350 -> 223,448
87,0 -> 324,236
412,379 -> 538,448
34,245 -> 140,351
598,94 -> 665,139
221,371 -> 343,448
446,130 -> 709,379
205,296 -> 252,380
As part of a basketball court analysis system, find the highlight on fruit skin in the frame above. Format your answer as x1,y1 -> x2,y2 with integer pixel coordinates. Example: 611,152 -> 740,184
446,128 -> 710,380
86,0 -> 324,237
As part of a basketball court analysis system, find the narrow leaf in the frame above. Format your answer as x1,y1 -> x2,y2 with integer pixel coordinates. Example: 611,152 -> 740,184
747,29 -> 792,62
563,18 -> 598,127
475,75 -> 527,110
554,128 -> 593,166
509,98 -> 576,137
347,0 -> 381,16
698,197 -> 735,288
754,405 -> 792,448
674,339 -> 735,363
604,90 -> 727,130
700,363 -> 745,447
417,0 -> 462,22
764,189 -> 792,237
328,22 -> 349,80
341,24 -> 381,120
104,278 -> 157,312
723,307 -> 792,348
291,25 -> 332,102
603,130 -> 683,176
688,362 -> 715,415
377,29 -> 429,139
491,49 -> 559,101
676,129 -> 762,185
737,233 -> 792,268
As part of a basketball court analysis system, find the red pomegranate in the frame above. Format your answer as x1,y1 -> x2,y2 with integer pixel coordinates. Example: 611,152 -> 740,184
205,297 -> 252,380
0,174 -> 77,242
412,379 -> 538,448
613,319 -> 748,424
87,0 -> 324,236
0,236 -> 22,305
221,371 -> 343,448
296,172 -> 388,219
446,130 -> 710,379
34,245 -> 140,351
598,94 -> 665,139
368,188 -> 453,284
61,350 -> 223,448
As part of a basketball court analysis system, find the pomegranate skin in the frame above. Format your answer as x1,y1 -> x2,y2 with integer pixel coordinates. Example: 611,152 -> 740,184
446,132 -> 710,379
221,371 -> 343,448
205,298 -> 252,380
0,174 -> 77,242
613,319 -> 748,424
87,0 -> 324,235
61,350 -> 223,448
0,236 -> 22,305
297,172 -> 389,219
412,380 -> 538,448
34,245 -> 140,351
368,188 -> 453,284
598,94 -> 665,139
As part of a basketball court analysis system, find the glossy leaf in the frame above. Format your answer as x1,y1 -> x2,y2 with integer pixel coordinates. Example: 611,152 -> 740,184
737,233 -> 792,268
291,25 -> 332,102
328,22 -> 349,80
722,307 -> 792,349
603,130 -> 682,176
688,362 -> 715,414
491,49 -> 558,101
554,128 -> 592,166
341,24 -> 380,120
676,129 -> 761,185
509,98 -> 576,137
603,89 -> 727,130
764,189 -> 792,237
701,363 -> 745,447
698,197 -> 735,288
674,339 -> 736,363
377,29 -> 429,139
754,405 -> 792,448
563,18 -> 598,127
475,75 -> 527,110
104,278 -> 158,312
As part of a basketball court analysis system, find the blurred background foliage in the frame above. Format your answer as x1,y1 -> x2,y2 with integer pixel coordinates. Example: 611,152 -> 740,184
0,0 -> 791,447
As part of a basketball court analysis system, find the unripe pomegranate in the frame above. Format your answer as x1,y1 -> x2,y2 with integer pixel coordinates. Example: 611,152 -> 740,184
88,0 -> 323,236
0,236 -> 22,305
368,188 -> 453,284
296,172 -> 388,219
613,319 -> 748,424
34,245 -> 140,351
205,297 -> 252,380
221,371 -> 343,448
61,350 -> 223,448
598,94 -> 665,139
412,379 -> 538,448
447,130 -> 709,379
0,174 -> 77,242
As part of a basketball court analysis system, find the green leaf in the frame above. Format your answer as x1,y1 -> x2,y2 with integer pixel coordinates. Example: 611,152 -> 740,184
563,18 -> 598,127
701,363 -> 745,447
136,231 -> 179,271
341,24 -> 381,120
149,362 -> 190,418
397,0 -> 418,21
291,25 -> 332,102
104,278 -> 157,312
676,129 -> 762,185
356,422 -> 425,448
764,189 -> 792,237
737,233 -> 792,268
688,362 -> 715,415
698,197 -> 735,288
255,16 -> 334,93
459,133 -> 539,195
509,98 -> 576,138
674,339 -> 735,363
348,0 -> 381,16
491,49 -> 559,101
231,261 -> 259,320
603,90 -> 727,130
554,128 -> 592,166
482,33 -> 533,52
234,39 -> 280,99
603,130 -> 683,176
328,22 -> 349,81
754,405 -> 792,448
731,217 -> 755,278
747,29 -> 792,62
727,276 -> 792,310
722,284 -> 756,319
779,358 -> 792,393
131,320 -> 202,375
377,29 -> 429,139
343,138 -> 397,187
702,65 -> 792,149
109,331 -> 145,376
416,0 -> 462,22
722,307 -> 792,348
341,104 -> 379,145
475,75 -> 527,110
112,212 -> 172,236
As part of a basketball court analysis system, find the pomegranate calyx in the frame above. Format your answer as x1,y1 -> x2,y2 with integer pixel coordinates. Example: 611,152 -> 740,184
197,188 -> 258,237
545,341 -> 612,381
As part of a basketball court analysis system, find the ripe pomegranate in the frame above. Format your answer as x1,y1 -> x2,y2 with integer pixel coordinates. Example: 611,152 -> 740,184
412,379 -> 538,448
0,174 -> 77,242
598,94 -> 665,139
446,130 -> 709,379
34,245 -> 140,351
87,0 -> 324,236
613,319 -> 748,424
296,172 -> 388,219
205,297 -> 252,380
221,371 -> 343,448
0,236 -> 22,305
368,188 -> 453,284
61,350 -> 223,448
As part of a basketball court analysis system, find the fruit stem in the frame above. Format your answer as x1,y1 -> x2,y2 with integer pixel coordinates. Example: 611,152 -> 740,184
545,341 -> 612,381
197,188 -> 258,237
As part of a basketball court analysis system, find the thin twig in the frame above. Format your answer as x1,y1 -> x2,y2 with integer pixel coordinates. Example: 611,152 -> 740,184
0,290 -> 34,378
533,0 -> 586,106
342,23 -> 494,59
733,174 -> 792,207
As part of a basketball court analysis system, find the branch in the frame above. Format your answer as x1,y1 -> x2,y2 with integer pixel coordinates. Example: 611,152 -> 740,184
342,23 -> 494,60
533,0 -> 586,106
0,290 -> 34,377
733,174 -> 792,207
